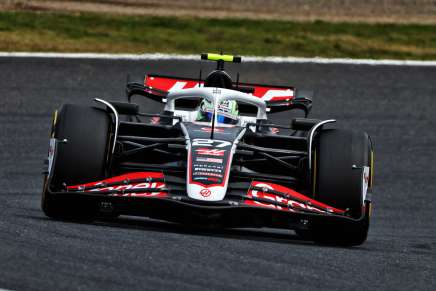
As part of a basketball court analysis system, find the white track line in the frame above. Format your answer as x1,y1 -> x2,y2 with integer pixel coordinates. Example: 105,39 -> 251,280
1,52 -> 436,66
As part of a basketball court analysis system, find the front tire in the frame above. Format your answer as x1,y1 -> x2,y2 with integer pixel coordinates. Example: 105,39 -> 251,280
307,129 -> 373,246
42,104 -> 111,220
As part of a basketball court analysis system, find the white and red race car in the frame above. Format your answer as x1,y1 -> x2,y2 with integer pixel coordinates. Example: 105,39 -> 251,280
42,53 -> 374,246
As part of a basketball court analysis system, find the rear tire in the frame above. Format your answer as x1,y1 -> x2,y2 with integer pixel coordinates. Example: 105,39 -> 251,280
42,104 -> 111,220
307,129 -> 373,246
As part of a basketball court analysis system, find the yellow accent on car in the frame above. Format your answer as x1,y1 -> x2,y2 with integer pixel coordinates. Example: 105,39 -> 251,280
51,110 -> 58,138
368,202 -> 372,217
206,53 -> 234,62
369,150 -> 374,188
53,110 -> 58,126
201,53 -> 242,63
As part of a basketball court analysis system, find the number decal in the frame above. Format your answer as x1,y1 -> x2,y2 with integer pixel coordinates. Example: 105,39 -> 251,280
192,139 -> 231,148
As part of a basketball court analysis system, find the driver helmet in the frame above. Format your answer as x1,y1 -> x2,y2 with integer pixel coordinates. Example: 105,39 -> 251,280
196,99 -> 239,125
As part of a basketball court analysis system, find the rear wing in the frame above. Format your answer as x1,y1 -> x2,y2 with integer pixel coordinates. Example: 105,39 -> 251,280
126,74 -> 312,116
145,74 -> 294,102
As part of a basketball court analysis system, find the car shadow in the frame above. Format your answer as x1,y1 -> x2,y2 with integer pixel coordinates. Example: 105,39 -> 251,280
25,211 -> 315,246
92,215 -> 314,246
20,210 -> 368,249
95,217 -> 371,249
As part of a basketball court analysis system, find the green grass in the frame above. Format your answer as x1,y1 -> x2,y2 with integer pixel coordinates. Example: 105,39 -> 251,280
1,11 -> 436,59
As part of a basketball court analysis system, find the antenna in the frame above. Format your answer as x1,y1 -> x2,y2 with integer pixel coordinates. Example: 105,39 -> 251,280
217,51 -> 224,70
198,69 -> 202,87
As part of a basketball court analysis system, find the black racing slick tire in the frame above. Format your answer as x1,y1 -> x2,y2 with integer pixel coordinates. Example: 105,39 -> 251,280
41,104 -> 111,220
308,129 -> 373,246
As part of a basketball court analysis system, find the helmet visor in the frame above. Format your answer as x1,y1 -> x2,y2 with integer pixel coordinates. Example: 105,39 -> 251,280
203,112 -> 238,125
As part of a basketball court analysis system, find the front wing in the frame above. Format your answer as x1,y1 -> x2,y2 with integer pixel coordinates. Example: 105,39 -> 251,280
50,172 -> 367,229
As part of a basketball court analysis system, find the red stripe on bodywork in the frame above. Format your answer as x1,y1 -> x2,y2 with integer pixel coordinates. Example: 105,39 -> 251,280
65,172 -> 346,215
246,181 -> 346,215
67,172 -> 167,197
145,75 -> 294,101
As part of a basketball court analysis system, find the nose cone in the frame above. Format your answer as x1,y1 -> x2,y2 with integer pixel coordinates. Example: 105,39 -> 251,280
183,123 -> 245,202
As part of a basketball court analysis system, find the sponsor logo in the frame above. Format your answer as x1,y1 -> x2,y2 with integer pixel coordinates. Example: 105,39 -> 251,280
200,188 -> 212,197
196,157 -> 223,163
248,182 -> 325,213
193,172 -> 222,177
195,148 -> 225,156
193,177 -> 208,181
89,182 -> 166,197
194,167 -> 221,173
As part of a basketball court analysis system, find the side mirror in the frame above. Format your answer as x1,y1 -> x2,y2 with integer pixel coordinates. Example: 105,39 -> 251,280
265,89 -> 314,117
294,90 -> 314,103
292,89 -> 313,117
125,82 -> 168,103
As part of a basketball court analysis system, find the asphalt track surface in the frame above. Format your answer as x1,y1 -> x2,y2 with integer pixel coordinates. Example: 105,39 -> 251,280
0,57 -> 435,290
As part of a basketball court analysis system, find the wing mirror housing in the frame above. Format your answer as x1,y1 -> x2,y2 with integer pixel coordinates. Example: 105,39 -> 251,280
266,89 -> 314,117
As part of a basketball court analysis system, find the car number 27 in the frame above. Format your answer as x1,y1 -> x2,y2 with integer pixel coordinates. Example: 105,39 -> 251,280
192,139 -> 231,148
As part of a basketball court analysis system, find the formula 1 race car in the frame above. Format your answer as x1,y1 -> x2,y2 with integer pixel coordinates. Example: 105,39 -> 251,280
41,53 -> 374,246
